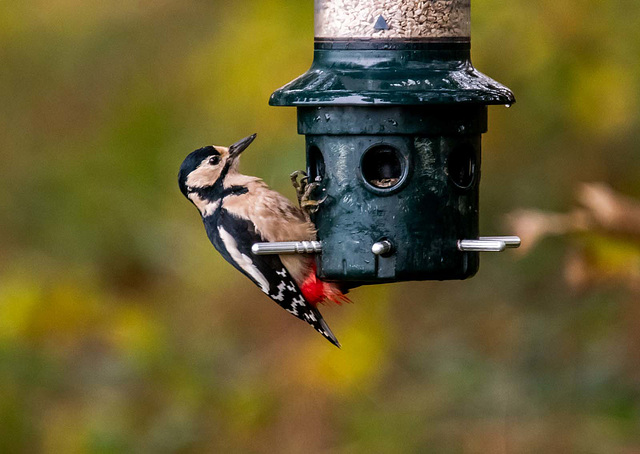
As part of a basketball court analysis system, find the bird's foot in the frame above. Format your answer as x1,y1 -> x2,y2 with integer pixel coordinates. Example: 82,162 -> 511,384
300,181 -> 320,211
290,170 -> 309,206
290,170 -> 326,216
300,180 -> 327,215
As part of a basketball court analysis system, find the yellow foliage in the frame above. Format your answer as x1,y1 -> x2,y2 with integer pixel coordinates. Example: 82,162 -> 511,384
40,403 -> 87,454
294,286 -> 392,394
0,275 -> 41,342
0,275 -> 102,345
109,305 -> 166,362
585,235 -> 640,279
569,63 -> 638,136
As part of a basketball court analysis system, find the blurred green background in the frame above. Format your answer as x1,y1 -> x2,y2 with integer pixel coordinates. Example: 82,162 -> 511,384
1,0 -> 640,452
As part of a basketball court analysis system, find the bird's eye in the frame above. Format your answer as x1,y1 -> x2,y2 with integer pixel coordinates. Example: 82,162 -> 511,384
208,155 -> 220,165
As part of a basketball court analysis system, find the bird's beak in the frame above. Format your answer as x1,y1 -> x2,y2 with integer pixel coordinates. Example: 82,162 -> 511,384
228,133 -> 257,159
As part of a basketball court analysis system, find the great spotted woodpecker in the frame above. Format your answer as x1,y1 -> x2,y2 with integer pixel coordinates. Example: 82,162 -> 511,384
178,134 -> 349,347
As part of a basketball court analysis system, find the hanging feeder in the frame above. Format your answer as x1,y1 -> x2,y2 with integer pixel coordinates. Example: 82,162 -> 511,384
254,0 -> 519,283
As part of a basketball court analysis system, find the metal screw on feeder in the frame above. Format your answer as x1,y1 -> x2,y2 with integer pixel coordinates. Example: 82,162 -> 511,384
261,0 -> 519,283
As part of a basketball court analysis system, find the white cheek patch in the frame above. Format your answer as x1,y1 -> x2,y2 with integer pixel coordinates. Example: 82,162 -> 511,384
218,226 -> 270,294
186,157 -> 223,188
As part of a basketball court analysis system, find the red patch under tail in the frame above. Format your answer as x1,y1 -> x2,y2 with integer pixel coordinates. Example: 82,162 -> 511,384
300,263 -> 352,307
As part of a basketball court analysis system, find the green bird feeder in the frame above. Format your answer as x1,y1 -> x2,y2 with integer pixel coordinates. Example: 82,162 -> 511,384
253,0 -> 520,283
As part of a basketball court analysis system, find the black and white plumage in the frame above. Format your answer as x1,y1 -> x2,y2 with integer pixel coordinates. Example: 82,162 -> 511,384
178,134 -> 340,347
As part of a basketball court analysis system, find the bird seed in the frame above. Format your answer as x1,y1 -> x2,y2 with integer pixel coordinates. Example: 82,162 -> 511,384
315,0 -> 470,39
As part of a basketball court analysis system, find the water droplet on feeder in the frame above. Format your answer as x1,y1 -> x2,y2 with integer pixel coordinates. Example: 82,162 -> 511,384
505,104 -> 512,108
374,15 -> 389,30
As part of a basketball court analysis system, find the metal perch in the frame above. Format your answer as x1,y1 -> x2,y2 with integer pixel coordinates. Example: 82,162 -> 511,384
252,236 -> 521,255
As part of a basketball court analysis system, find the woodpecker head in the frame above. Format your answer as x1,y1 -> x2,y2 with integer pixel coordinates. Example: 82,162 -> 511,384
178,133 -> 257,198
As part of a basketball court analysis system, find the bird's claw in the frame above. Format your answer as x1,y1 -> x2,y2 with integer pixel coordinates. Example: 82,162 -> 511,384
290,170 -> 309,205
300,182 -> 327,214
291,170 -> 326,216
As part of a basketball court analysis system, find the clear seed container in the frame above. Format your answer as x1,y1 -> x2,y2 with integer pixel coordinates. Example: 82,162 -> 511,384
315,0 -> 470,40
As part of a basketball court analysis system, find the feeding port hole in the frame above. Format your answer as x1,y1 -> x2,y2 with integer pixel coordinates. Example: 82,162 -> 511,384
447,144 -> 476,189
308,145 -> 326,181
361,145 -> 404,190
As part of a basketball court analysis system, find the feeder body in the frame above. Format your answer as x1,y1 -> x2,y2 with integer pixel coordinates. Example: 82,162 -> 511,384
270,0 -> 514,283
301,105 -> 484,281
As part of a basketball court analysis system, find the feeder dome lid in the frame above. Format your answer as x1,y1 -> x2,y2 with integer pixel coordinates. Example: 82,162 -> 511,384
270,41 -> 515,107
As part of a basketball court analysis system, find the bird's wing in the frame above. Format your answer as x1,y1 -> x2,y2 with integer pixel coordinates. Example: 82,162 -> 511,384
204,211 -> 340,347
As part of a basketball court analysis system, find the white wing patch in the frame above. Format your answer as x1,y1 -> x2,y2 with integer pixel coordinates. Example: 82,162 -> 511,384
218,226 -> 270,294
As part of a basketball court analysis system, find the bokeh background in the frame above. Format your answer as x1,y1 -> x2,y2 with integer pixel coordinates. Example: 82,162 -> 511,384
1,0 -> 640,452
